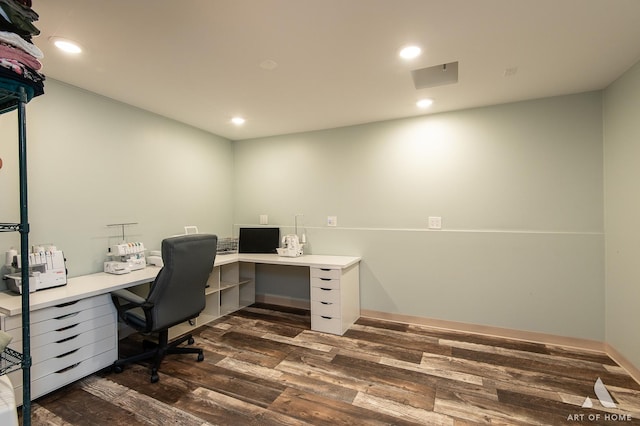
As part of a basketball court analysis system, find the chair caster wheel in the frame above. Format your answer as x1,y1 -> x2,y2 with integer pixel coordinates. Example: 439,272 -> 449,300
188,337 -> 195,345
113,365 -> 123,374
151,373 -> 159,383
197,352 -> 204,362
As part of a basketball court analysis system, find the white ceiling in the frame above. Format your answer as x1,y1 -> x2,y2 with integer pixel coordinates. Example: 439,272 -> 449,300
33,0 -> 640,141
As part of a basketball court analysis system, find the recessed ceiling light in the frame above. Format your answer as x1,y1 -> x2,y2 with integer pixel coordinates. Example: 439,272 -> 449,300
399,45 -> 422,60
49,37 -> 82,54
231,117 -> 246,125
416,99 -> 433,108
259,59 -> 278,70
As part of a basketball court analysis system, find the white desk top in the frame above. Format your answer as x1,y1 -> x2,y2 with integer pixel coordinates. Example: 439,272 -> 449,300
232,253 -> 361,269
0,253 -> 360,316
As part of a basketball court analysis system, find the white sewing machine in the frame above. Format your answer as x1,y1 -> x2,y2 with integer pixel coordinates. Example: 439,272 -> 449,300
277,234 -> 304,257
4,246 -> 67,294
104,242 -> 147,274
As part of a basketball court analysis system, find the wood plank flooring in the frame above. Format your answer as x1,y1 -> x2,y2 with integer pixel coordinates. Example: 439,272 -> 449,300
20,304 -> 640,425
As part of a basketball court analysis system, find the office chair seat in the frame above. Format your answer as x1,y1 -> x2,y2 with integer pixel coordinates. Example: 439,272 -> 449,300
120,308 -> 144,328
110,234 -> 217,383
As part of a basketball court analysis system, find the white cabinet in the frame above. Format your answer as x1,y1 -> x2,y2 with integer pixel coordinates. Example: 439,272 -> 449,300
1,294 -> 117,405
168,261 -> 255,339
310,264 -> 360,335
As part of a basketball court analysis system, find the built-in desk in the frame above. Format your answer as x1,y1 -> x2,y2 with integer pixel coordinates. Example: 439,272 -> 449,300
0,253 -> 360,404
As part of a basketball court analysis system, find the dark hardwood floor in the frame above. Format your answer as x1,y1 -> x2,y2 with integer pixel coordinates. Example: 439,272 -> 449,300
20,304 -> 640,425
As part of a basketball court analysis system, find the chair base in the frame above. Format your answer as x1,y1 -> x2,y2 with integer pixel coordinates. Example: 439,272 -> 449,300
112,330 -> 204,383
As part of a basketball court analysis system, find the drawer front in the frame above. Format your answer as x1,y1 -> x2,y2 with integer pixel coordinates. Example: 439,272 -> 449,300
4,293 -> 112,331
311,300 -> 341,318
7,303 -> 115,344
29,336 -> 116,381
22,323 -> 116,367
310,267 -> 341,280
11,348 -> 117,406
28,313 -> 115,350
311,315 -> 343,335
311,277 -> 340,290
311,286 -> 341,304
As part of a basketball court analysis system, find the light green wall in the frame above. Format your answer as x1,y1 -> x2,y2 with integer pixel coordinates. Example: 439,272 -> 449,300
0,79 -> 234,278
604,60 -> 640,369
0,77 -> 617,347
234,92 -> 605,340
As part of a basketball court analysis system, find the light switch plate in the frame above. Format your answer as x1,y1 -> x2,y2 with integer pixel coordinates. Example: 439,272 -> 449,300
260,214 -> 268,225
327,216 -> 338,227
428,216 -> 442,229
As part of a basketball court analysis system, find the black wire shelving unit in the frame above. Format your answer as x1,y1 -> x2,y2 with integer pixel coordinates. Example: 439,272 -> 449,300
0,83 -> 33,425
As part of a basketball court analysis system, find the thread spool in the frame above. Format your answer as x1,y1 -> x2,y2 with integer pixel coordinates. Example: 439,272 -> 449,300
5,248 -> 17,266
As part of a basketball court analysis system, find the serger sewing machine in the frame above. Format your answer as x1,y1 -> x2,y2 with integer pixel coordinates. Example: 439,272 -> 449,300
277,234 -> 305,257
104,242 -> 146,274
3,246 -> 67,294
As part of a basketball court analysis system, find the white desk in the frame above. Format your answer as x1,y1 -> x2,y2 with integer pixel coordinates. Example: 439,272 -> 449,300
0,253 -> 360,405
0,254 -> 359,316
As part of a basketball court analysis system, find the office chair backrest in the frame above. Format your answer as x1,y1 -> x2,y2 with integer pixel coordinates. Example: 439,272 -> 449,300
147,234 -> 218,331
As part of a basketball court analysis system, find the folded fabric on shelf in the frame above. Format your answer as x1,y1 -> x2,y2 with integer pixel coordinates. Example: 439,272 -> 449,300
0,56 -> 42,82
0,0 -> 43,107
0,41 -> 40,69
0,14 -> 36,42
0,29 -> 42,58
0,0 -> 39,41
0,60 -> 43,97
0,0 -> 38,22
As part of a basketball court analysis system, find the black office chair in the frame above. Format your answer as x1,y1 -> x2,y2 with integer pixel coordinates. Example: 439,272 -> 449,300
110,234 -> 218,383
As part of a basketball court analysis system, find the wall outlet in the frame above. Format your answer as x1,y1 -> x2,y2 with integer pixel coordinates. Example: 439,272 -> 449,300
259,214 -> 268,225
327,216 -> 338,227
428,216 -> 442,229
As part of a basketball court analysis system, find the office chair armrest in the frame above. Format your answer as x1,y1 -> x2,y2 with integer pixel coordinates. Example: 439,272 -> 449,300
111,289 -> 155,332
111,289 -> 146,305
111,289 -> 154,314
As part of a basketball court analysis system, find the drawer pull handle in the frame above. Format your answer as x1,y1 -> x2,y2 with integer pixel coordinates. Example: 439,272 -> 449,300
320,278 -> 331,281
57,348 -> 80,358
56,323 -> 79,332
320,302 -> 332,305
321,315 -> 333,319
55,300 -> 79,308
320,268 -> 331,271
320,287 -> 331,291
55,362 -> 81,374
54,312 -> 80,320
56,334 -> 79,344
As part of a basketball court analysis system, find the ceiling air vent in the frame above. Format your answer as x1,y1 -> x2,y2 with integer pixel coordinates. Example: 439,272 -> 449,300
411,61 -> 458,89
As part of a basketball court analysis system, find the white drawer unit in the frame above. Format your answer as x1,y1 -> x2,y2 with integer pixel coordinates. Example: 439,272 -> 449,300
2,293 -> 118,405
309,264 -> 360,335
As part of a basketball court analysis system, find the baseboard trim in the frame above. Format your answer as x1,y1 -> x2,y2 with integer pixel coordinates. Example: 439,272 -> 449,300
360,309 -> 606,352
604,343 -> 640,385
